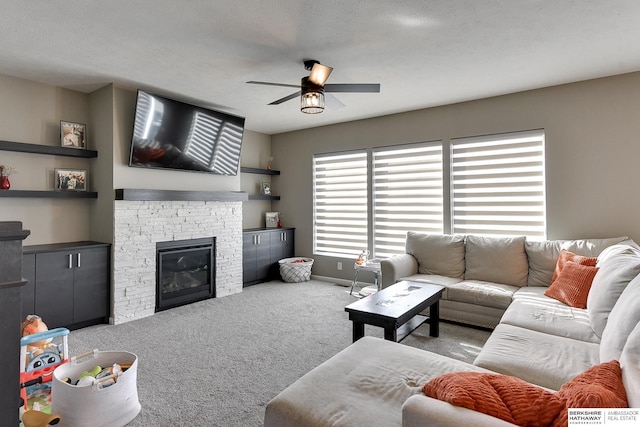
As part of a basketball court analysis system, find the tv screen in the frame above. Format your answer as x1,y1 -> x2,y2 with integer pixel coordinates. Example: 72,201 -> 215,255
129,90 -> 245,175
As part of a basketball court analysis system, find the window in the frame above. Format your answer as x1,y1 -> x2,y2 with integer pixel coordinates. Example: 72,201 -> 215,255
450,130 -> 546,239
313,151 -> 368,257
312,129 -> 546,260
373,143 -> 443,257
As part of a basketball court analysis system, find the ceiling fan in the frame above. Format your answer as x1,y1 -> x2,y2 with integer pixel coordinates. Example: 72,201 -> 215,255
247,59 -> 380,114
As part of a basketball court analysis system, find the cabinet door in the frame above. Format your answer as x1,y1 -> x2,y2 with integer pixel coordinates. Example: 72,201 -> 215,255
281,229 -> 295,259
21,253 -> 36,320
269,229 -> 295,262
255,232 -> 272,281
34,252 -> 74,328
73,247 -> 109,323
243,233 -> 258,284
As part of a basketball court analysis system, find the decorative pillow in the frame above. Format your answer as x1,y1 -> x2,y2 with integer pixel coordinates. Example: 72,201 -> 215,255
465,235 -> 528,287
423,372 -> 565,426
550,250 -> 597,283
544,261 -> 599,308
552,360 -> 628,427
405,232 -> 465,279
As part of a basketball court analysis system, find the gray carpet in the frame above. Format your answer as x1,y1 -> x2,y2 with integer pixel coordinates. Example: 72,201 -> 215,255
67,280 -> 491,427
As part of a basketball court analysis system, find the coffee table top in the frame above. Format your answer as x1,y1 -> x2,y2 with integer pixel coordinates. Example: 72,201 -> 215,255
345,280 -> 444,320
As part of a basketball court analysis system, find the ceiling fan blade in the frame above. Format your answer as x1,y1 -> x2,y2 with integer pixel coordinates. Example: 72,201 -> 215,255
325,93 -> 345,111
247,81 -> 300,89
308,63 -> 333,87
324,83 -> 380,93
268,91 -> 301,105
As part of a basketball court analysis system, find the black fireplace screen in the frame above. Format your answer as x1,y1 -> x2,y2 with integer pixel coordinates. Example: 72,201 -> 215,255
156,237 -> 215,311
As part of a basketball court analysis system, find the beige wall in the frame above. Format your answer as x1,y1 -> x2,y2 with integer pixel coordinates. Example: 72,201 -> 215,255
271,72 -> 640,281
0,75 -> 93,245
240,130 -> 274,229
0,74 -> 270,245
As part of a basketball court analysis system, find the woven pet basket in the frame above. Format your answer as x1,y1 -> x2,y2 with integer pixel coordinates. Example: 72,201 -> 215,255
279,257 -> 314,282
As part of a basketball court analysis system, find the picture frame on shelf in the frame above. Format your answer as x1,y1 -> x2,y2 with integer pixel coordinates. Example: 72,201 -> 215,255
261,182 -> 272,196
54,169 -> 87,191
265,212 -> 279,228
60,121 -> 87,149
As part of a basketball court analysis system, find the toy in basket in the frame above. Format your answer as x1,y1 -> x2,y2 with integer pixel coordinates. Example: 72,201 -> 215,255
52,349 -> 141,427
20,318 -> 70,415
279,257 -> 314,282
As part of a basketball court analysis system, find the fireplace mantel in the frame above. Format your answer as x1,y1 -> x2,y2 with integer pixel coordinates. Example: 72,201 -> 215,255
115,189 -> 248,202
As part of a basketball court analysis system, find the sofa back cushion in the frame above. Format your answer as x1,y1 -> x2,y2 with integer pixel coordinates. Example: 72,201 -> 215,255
465,236 -> 528,287
600,273 -> 640,361
406,232 -> 465,279
587,244 -> 640,337
620,321 -> 640,407
525,236 -> 629,287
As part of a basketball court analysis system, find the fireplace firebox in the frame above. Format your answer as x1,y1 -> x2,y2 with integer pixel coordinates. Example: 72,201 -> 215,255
156,237 -> 215,312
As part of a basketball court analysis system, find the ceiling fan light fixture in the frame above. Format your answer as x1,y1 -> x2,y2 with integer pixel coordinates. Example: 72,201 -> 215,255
300,76 -> 325,114
300,90 -> 325,114
308,62 -> 333,86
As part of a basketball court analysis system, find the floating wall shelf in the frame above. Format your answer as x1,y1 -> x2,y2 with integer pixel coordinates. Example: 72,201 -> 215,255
240,167 -> 280,175
0,190 -> 98,199
0,140 -> 98,158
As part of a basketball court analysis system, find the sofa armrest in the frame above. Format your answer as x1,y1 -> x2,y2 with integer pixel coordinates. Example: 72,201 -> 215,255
380,253 -> 418,287
402,395 -> 517,427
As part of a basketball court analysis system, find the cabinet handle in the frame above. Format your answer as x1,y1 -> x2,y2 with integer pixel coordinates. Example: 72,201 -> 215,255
257,235 -> 261,245
68,254 -> 73,269
77,252 -> 81,268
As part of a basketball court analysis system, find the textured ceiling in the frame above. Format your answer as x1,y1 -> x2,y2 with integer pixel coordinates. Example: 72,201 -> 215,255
1,1 -> 640,135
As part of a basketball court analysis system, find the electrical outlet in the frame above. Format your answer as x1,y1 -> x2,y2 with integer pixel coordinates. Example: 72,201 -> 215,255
337,261 -> 343,271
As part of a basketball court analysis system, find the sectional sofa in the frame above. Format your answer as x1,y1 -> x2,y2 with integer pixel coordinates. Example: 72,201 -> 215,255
264,234 -> 640,427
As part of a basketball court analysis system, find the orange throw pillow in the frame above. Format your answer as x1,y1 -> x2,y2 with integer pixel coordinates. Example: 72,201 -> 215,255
423,372 -> 565,426
552,360 -> 628,427
544,261 -> 599,308
551,250 -> 597,283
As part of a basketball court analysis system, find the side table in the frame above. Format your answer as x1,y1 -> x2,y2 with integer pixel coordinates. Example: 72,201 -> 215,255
350,260 -> 382,296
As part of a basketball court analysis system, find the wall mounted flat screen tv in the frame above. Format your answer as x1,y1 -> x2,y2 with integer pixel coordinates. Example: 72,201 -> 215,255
129,90 -> 245,175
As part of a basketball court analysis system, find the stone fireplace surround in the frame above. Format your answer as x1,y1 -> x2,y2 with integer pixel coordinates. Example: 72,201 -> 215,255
112,189 -> 246,324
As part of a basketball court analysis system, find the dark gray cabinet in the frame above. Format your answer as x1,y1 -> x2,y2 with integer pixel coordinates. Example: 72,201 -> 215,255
243,228 -> 294,286
22,242 -> 110,329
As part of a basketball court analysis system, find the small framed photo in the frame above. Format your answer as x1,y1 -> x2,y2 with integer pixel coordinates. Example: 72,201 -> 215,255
55,169 -> 87,191
261,182 -> 272,196
265,212 -> 279,228
60,121 -> 86,149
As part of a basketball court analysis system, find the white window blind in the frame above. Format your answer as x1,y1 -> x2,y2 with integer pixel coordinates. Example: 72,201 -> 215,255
373,143 -> 444,258
451,130 -> 546,239
313,151 -> 368,257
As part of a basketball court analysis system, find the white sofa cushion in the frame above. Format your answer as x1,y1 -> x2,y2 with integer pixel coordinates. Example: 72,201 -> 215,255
502,287 -> 600,343
587,244 -> 640,337
465,236 -> 528,287
620,321 -> 640,408
406,232 -> 465,279
600,274 -> 640,361
402,395 -> 517,427
446,280 -> 517,310
473,323 -> 600,391
524,236 -> 628,287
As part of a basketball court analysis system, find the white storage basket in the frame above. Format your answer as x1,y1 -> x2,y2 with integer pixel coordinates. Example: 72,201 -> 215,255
279,257 -> 314,282
52,350 -> 141,427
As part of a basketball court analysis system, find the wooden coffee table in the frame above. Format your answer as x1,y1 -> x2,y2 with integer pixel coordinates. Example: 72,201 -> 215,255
345,280 -> 444,343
